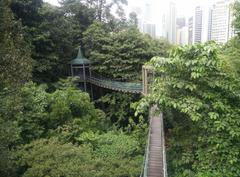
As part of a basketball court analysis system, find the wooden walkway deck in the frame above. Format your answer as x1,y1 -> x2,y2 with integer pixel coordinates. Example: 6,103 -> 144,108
141,107 -> 167,177
148,115 -> 164,177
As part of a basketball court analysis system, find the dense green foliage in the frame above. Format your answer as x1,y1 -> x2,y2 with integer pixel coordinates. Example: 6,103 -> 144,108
83,22 -> 170,81
0,0 -> 32,90
11,0 -> 75,83
4,0 -> 240,176
233,1 -> 240,36
17,132 -> 142,177
221,37 -> 240,75
0,0 -> 159,176
0,79 -> 146,176
141,43 -> 240,176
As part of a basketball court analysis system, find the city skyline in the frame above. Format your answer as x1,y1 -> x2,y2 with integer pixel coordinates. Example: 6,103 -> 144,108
44,0 -> 235,43
45,0 -> 220,18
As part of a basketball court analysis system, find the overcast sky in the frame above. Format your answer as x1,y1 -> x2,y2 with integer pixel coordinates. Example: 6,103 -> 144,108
44,0 -> 219,36
44,0 -> 219,17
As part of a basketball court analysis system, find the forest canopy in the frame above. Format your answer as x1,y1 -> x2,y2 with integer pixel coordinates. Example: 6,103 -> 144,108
1,0 -> 240,176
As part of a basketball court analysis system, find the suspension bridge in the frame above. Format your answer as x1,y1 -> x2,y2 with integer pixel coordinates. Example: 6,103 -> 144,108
69,48 -> 167,177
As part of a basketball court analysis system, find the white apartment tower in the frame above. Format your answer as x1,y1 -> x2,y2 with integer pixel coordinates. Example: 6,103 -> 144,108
192,6 -> 211,44
210,0 -> 235,43
194,6 -> 203,43
142,3 -> 156,38
162,1 -> 176,44
188,17 -> 194,44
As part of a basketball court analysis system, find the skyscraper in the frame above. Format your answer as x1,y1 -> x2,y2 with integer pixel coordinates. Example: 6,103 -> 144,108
177,17 -> 186,28
162,1 -> 176,44
188,17 -> 193,44
194,6 -> 203,43
177,26 -> 189,45
142,3 -> 156,38
176,18 -> 188,45
192,5 -> 212,44
208,8 -> 213,40
131,4 -> 156,38
143,24 -> 156,38
209,0 -> 235,43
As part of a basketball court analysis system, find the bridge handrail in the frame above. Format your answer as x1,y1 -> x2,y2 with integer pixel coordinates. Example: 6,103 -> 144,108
76,73 -> 142,93
87,76 -> 142,90
140,107 -> 154,177
161,112 -> 168,177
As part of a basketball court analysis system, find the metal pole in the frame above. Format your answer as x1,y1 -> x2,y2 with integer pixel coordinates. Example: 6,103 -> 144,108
70,64 -> 73,76
89,68 -> 94,99
83,65 -> 87,91
142,66 -> 145,94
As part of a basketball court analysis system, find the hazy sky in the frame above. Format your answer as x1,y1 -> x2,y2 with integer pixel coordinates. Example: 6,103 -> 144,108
44,0 -> 219,36
44,0 -> 219,17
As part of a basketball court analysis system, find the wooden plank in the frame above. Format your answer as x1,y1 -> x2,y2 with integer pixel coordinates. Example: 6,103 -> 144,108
147,114 -> 164,177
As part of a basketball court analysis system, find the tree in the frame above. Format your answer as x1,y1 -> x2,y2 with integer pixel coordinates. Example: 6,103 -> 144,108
15,80 -> 108,143
220,2 -> 240,77
17,138 -> 97,177
0,115 -> 20,177
0,0 -> 32,91
30,3 -> 75,82
83,23 -> 171,81
141,43 -> 240,176
81,0 -> 127,22
11,0 -> 43,27
97,92 -> 143,127
129,12 -> 138,27
17,133 -> 143,177
233,1 -> 240,36
221,37 -> 240,75
0,1 -> 32,175
11,0 -> 76,83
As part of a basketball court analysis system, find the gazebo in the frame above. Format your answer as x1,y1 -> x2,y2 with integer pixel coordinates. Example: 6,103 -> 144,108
69,48 -> 91,91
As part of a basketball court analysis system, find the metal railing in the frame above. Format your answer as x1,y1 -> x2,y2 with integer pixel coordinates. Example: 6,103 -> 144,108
84,74 -> 142,93
140,107 -> 154,177
161,112 -> 168,177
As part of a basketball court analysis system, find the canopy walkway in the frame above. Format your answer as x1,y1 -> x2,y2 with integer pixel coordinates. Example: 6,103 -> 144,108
141,106 -> 167,177
70,49 -> 167,176
87,73 -> 142,94
69,48 -> 143,94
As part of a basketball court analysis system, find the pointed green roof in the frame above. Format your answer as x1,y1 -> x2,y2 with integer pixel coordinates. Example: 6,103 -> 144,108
70,48 -> 90,65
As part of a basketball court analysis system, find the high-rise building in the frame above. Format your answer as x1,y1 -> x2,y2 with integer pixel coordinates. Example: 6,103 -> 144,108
142,3 -> 156,38
162,1 -> 176,43
143,24 -> 156,38
177,26 -> 189,45
208,8 -> 213,40
194,6 -> 203,43
209,0 -> 235,43
177,18 -> 186,29
176,18 -> 188,45
192,5 -> 212,44
131,4 -> 156,38
144,3 -> 152,23
188,17 -> 193,44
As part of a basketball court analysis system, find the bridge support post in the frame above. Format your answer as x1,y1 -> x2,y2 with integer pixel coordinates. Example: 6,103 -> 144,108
142,65 -> 154,95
